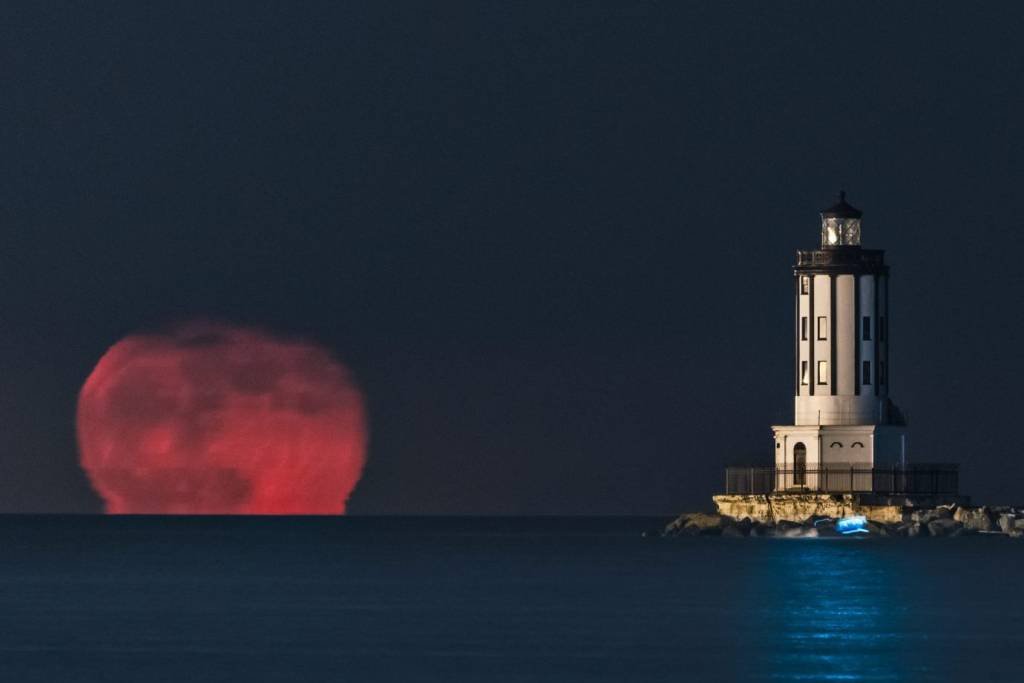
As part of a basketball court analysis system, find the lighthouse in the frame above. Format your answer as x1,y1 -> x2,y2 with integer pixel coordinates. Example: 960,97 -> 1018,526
771,193 -> 907,490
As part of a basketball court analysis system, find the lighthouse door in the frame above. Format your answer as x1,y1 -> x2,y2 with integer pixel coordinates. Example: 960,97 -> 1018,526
793,443 -> 807,487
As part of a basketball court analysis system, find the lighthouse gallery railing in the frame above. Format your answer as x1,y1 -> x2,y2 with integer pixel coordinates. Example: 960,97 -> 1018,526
724,465 -> 959,495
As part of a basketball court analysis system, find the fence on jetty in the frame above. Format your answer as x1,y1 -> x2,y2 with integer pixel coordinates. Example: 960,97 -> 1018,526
724,464 -> 959,496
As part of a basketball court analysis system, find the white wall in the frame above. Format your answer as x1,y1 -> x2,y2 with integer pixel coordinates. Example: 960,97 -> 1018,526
794,272 -> 888,426
835,274 -> 855,395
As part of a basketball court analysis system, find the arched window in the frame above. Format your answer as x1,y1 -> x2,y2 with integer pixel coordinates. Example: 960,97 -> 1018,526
793,443 -> 806,486
851,441 -> 864,448
830,442 -> 843,448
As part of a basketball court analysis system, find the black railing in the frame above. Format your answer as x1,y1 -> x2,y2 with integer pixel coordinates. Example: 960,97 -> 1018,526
796,248 -> 886,268
724,464 -> 959,496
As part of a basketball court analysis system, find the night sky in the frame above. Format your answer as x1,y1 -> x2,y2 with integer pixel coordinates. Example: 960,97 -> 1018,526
3,2 -> 1024,514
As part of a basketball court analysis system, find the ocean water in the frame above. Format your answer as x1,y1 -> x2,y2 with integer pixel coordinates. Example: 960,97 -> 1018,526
0,516 -> 1020,682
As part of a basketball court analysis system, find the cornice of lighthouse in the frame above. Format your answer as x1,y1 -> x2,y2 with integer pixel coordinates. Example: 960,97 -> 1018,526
793,246 -> 888,276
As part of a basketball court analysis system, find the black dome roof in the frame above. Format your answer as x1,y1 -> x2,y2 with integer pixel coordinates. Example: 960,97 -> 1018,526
821,191 -> 862,219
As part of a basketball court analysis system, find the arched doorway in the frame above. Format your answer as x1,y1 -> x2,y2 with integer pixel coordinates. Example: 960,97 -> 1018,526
793,443 -> 807,486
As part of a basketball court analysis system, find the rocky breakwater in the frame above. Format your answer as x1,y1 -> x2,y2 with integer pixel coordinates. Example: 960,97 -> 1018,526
663,504 -> 1024,538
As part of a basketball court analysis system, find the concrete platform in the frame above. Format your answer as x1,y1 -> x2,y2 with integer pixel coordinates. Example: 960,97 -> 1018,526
713,492 -> 971,524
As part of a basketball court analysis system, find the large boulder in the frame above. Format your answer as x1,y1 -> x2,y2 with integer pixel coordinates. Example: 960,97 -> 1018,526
663,513 -> 704,536
775,519 -> 802,533
663,515 -> 688,536
998,514 -> 1017,534
682,512 -> 726,536
927,518 -> 962,537
721,523 -> 746,538
814,523 -> 841,538
954,506 -> 995,532
911,509 -> 938,525
866,521 -> 889,537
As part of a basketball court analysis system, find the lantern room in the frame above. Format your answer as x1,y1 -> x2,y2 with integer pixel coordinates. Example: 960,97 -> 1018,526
820,191 -> 862,248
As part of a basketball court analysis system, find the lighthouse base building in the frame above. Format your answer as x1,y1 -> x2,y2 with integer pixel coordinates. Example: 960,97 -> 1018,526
723,194 -> 957,499
771,424 -> 907,491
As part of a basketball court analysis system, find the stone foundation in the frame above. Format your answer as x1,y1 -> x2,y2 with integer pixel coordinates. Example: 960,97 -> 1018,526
713,493 -> 971,524
663,501 -> 1024,538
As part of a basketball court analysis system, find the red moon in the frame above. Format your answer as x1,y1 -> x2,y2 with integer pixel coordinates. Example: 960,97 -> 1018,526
76,323 -> 367,514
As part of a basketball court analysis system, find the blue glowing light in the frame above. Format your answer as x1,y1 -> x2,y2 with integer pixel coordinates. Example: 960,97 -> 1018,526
837,515 -> 869,535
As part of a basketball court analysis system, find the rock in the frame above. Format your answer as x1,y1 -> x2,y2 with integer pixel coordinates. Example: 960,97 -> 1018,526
721,524 -> 746,538
815,524 -> 840,538
867,522 -> 889,537
811,518 -> 836,533
662,515 -> 688,536
911,509 -> 937,525
998,514 -> 1017,534
907,522 -> 923,537
935,506 -> 954,520
664,512 -> 724,536
1009,529 -> 1024,539
683,512 -> 725,536
776,520 -> 801,533
927,518 -> 961,537
684,512 -> 723,529
733,518 -> 753,534
954,506 -> 995,532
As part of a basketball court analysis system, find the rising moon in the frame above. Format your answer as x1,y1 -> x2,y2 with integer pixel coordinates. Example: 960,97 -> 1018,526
76,323 -> 367,514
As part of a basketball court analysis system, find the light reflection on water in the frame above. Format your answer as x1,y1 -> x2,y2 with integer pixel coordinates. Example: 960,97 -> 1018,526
750,540 -> 914,682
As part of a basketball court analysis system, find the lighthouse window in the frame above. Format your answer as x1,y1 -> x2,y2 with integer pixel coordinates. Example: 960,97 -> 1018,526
817,316 -> 828,340
817,360 -> 828,384
862,316 -> 871,341
801,317 -> 808,340
801,361 -> 809,385
862,360 -> 872,385
800,276 -> 809,294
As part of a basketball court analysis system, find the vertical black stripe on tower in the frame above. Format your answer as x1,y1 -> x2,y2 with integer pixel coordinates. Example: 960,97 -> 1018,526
854,275 -> 861,396
884,274 -> 890,392
795,275 -> 800,396
830,274 -> 837,395
874,274 -> 880,396
808,274 -> 815,396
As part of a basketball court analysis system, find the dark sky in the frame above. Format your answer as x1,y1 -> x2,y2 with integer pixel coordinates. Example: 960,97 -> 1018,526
3,2 -> 1024,513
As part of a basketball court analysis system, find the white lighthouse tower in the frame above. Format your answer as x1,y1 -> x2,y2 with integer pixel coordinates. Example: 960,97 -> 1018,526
772,193 -> 907,490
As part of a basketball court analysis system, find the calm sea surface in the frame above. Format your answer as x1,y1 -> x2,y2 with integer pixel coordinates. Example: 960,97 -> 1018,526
0,515 -> 1020,682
